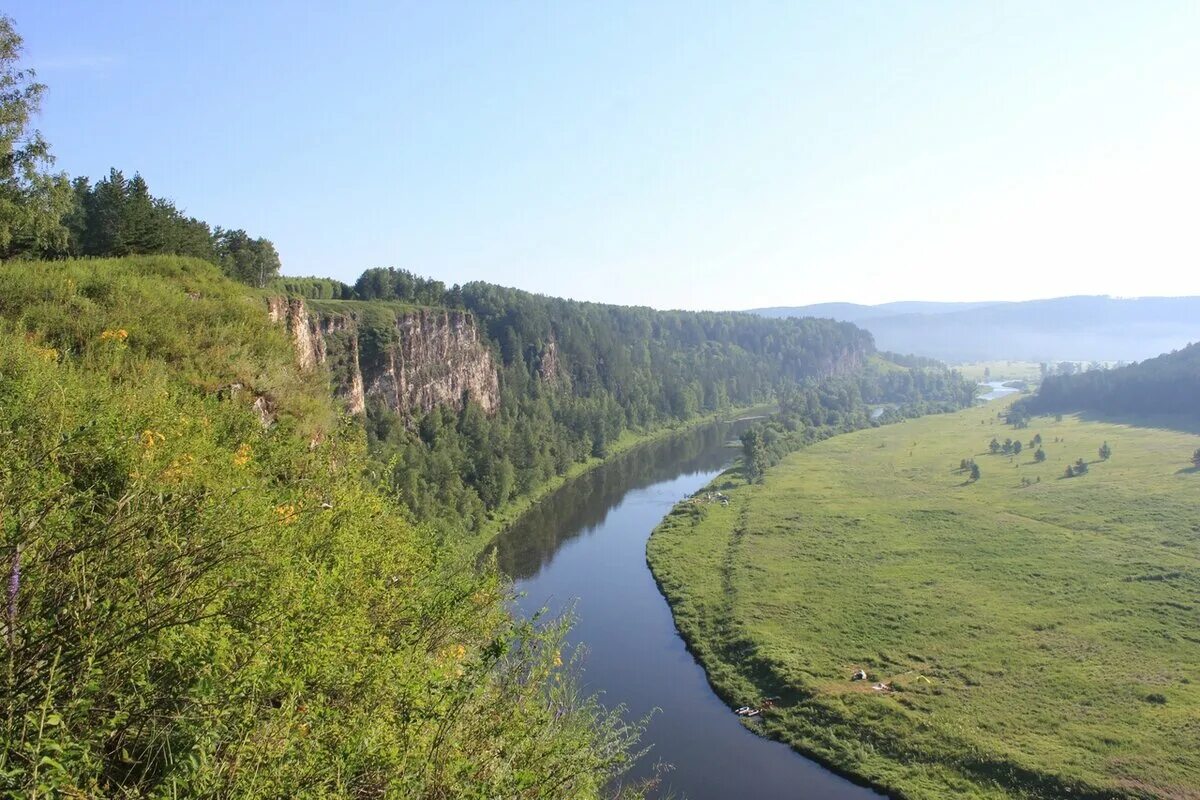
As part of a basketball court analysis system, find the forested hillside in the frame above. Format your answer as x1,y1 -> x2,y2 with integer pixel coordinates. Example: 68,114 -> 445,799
1016,342 -> 1200,419
267,267 -> 977,532
0,256 -> 643,797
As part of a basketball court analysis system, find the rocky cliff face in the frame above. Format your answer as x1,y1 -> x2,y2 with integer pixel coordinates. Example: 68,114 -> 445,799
268,297 -> 499,419
267,296 -> 326,371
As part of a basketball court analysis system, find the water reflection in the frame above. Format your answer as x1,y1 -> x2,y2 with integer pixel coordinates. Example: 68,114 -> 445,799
489,420 -> 745,580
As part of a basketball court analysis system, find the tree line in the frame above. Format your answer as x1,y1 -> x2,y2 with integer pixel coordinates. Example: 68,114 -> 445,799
348,274 -> 890,531
1017,342 -> 1200,420
0,18 -> 280,285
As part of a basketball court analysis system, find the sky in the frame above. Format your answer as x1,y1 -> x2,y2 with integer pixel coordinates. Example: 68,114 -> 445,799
10,1 -> 1200,310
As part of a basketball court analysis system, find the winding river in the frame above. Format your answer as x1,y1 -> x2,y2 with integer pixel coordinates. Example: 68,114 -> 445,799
489,420 -> 884,800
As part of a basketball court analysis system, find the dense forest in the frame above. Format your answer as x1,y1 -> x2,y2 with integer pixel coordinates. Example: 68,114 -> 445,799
1015,342 -> 1200,420
284,267 -> 976,532
365,273 -> 875,531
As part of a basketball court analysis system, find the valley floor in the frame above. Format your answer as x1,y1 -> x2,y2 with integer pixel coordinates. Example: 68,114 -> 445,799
648,399 -> 1200,798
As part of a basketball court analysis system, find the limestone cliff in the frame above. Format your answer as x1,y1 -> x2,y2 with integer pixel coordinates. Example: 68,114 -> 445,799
268,297 -> 499,419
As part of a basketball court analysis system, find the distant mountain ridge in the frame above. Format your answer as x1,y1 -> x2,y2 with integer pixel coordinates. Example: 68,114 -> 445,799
749,295 -> 1200,362
752,300 -> 1005,323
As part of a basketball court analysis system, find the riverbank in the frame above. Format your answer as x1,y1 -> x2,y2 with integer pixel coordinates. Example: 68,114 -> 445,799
648,398 -> 1200,798
492,416 -> 883,800
473,404 -> 772,551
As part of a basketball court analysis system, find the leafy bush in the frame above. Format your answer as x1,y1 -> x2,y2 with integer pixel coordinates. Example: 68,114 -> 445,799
0,258 -> 643,798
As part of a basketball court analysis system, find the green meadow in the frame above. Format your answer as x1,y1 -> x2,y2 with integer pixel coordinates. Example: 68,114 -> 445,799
648,399 -> 1200,798
953,360 -> 1044,382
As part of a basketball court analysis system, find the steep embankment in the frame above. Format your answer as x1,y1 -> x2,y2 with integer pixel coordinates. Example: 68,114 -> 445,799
649,398 -> 1200,799
0,256 -> 641,798
267,295 -> 500,418
268,275 -> 881,535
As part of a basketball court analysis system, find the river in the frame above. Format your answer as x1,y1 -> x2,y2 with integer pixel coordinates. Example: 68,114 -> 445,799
977,380 -> 1023,401
489,420 -> 884,800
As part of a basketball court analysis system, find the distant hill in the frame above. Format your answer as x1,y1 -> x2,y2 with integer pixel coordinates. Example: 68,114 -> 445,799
753,300 -> 1001,324
749,296 -> 1200,362
1016,341 -> 1200,420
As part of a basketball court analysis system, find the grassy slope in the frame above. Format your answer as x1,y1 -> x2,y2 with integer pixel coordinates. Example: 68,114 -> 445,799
0,257 -> 638,798
649,398 -> 1200,799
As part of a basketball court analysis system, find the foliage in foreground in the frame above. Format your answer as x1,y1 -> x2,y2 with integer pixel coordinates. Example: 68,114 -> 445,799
650,399 -> 1200,799
0,257 -> 643,798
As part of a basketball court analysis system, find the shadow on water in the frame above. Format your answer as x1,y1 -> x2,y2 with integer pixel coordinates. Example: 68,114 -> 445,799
488,421 -> 746,580
489,417 -> 886,800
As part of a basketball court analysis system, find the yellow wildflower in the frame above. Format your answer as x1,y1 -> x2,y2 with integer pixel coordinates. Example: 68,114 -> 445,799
99,329 -> 129,342
34,346 -> 59,361
553,651 -> 563,668
140,429 -> 166,448
274,504 -> 298,523
162,454 -> 195,483
438,643 -> 468,663
233,443 -> 252,467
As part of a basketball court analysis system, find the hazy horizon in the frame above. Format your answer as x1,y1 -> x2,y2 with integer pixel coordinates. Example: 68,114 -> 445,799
12,1 -> 1200,309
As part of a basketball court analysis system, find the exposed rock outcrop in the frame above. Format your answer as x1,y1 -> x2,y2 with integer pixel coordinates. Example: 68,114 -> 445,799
267,296 -> 325,371
535,337 -> 561,384
268,297 -> 499,419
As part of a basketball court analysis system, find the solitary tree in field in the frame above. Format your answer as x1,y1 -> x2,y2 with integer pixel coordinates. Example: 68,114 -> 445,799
1034,448 -> 1046,463
1074,458 -> 1088,475
1193,448 -> 1200,468
1099,442 -> 1112,461
1013,440 -> 1023,456
970,462 -> 981,482
1065,465 -> 1075,478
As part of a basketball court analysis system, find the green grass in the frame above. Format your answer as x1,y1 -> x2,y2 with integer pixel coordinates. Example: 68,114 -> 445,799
0,256 -> 645,798
648,398 -> 1200,799
953,360 -> 1044,382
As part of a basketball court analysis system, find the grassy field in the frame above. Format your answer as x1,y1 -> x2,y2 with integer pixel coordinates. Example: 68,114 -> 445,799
953,360 -> 1044,382
648,398 -> 1200,799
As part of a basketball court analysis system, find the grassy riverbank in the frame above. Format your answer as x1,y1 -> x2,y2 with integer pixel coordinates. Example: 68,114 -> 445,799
648,398 -> 1200,798
473,404 -> 771,550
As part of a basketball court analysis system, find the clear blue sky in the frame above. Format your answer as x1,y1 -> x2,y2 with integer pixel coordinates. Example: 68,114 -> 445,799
10,2 -> 1200,309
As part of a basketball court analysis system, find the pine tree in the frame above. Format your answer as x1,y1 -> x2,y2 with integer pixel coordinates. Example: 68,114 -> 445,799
1098,441 -> 1112,460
